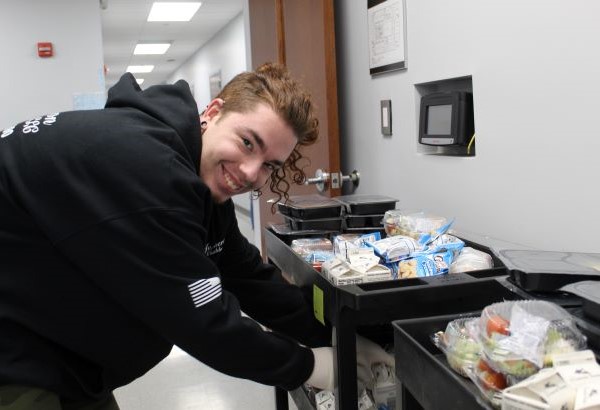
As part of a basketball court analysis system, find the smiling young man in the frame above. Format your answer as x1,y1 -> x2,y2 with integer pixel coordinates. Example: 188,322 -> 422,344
0,63 -> 392,409
198,98 -> 295,202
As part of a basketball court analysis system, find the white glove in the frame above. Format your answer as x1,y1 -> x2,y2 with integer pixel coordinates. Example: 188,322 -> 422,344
356,334 -> 395,384
306,347 -> 335,391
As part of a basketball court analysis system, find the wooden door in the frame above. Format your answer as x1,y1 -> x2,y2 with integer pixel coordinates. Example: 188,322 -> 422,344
248,0 -> 341,255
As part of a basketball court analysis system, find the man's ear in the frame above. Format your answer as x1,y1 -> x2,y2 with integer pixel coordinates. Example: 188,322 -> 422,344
201,98 -> 225,123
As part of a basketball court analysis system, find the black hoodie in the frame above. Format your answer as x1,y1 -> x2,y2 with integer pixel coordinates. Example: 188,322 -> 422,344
0,73 -> 329,401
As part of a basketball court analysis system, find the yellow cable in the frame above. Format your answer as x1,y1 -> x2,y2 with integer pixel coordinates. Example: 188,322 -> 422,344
467,133 -> 476,155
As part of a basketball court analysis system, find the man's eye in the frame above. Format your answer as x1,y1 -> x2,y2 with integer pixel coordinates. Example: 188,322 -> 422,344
264,163 -> 276,171
242,138 -> 253,150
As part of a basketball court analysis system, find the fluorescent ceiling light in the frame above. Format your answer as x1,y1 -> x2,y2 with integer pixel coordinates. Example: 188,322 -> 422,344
134,43 -> 171,55
127,65 -> 154,73
136,79 -> 145,85
147,2 -> 202,22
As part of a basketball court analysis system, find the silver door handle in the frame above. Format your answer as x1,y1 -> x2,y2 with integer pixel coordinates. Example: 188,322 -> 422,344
305,169 -> 360,192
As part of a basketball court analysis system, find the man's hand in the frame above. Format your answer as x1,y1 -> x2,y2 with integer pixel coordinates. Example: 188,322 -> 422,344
306,347 -> 335,391
356,334 -> 394,385
306,335 -> 395,391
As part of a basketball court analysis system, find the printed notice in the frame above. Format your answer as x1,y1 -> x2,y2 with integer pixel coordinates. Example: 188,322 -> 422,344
368,0 -> 406,75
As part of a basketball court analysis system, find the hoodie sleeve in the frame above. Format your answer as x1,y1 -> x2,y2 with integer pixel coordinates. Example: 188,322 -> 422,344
56,208 -> 315,391
217,213 -> 332,348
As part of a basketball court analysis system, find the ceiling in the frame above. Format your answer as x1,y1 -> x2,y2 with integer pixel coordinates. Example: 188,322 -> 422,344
100,0 -> 244,90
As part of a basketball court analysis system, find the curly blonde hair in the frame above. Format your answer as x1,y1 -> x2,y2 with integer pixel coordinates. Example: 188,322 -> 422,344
215,63 -> 319,205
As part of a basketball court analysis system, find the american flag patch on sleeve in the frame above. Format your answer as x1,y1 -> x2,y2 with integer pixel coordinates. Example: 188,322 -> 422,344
188,277 -> 222,308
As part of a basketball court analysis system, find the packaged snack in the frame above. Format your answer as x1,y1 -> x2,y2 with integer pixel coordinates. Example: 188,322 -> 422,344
371,363 -> 395,409
357,389 -> 376,410
315,390 -> 335,410
304,251 -> 335,272
426,234 -> 465,256
333,234 -> 360,255
389,250 -> 454,279
316,388 -> 378,410
291,237 -> 333,256
383,210 -> 448,241
347,251 -> 392,283
321,257 -> 364,286
502,350 -> 600,410
333,232 -> 381,260
366,235 -> 421,263
449,246 -> 494,273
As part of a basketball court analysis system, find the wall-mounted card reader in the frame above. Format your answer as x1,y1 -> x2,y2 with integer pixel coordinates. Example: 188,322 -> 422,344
419,91 -> 474,146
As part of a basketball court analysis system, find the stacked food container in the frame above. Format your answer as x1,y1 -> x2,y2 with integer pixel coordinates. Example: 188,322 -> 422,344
277,194 -> 344,232
273,193 -> 398,238
335,194 -> 397,233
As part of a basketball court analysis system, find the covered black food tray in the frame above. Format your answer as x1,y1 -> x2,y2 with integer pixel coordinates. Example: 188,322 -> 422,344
494,249 -> 600,292
277,194 -> 342,219
561,280 -> 600,322
282,215 -> 343,231
344,214 -> 384,228
268,223 -> 336,245
333,194 -> 398,215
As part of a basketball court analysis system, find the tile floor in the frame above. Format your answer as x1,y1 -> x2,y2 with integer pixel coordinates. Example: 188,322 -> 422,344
114,346 -> 298,410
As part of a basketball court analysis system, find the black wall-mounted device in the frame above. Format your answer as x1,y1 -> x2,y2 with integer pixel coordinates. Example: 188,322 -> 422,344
418,91 -> 474,146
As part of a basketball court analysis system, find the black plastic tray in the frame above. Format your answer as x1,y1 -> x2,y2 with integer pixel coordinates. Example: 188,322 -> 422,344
277,194 -> 342,219
567,307 -> 600,352
393,313 -> 497,410
344,214 -> 384,228
495,249 -> 600,292
343,226 -> 387,236
561,281 -> 600,323
393,307 -> 600,410
283,215 -> 343,231
334,194 -> 398,215
266,228 -> 517,324
268,223 -> 336,245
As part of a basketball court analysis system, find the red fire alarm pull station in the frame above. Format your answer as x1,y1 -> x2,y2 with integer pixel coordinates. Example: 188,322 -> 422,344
37,42 -> 53,58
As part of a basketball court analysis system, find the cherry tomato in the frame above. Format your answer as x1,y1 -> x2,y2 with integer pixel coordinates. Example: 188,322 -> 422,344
486,315 -> 510,337
477,358 -> 493,373
480,370 -> 507,391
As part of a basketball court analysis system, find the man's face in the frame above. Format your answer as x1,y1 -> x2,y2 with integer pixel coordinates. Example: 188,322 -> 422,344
199,99 -> 297,203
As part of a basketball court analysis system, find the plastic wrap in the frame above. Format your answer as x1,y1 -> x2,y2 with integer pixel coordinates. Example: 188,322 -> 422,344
387,250 -> 454,279
449,246 -> 494,273
476,301 -> 587,379
383,210 -> 448,241
366,235 -> 421,263
432,317 -> 481,377
291,238 -> 333,256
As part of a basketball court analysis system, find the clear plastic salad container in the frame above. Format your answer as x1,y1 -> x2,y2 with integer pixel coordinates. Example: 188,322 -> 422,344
477,300 -> 587,378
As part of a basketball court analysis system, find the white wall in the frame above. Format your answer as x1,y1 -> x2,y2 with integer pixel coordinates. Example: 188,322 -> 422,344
167,13 -> 247,112
335,0 -> 600,252
0,0 -> 105,129
167,12 -> 257,244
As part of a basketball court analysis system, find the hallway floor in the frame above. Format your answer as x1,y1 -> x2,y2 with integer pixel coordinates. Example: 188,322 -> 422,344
113,346 -> 298,410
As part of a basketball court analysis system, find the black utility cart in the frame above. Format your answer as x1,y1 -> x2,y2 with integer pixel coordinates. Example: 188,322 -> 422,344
265,228 -> 521,410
